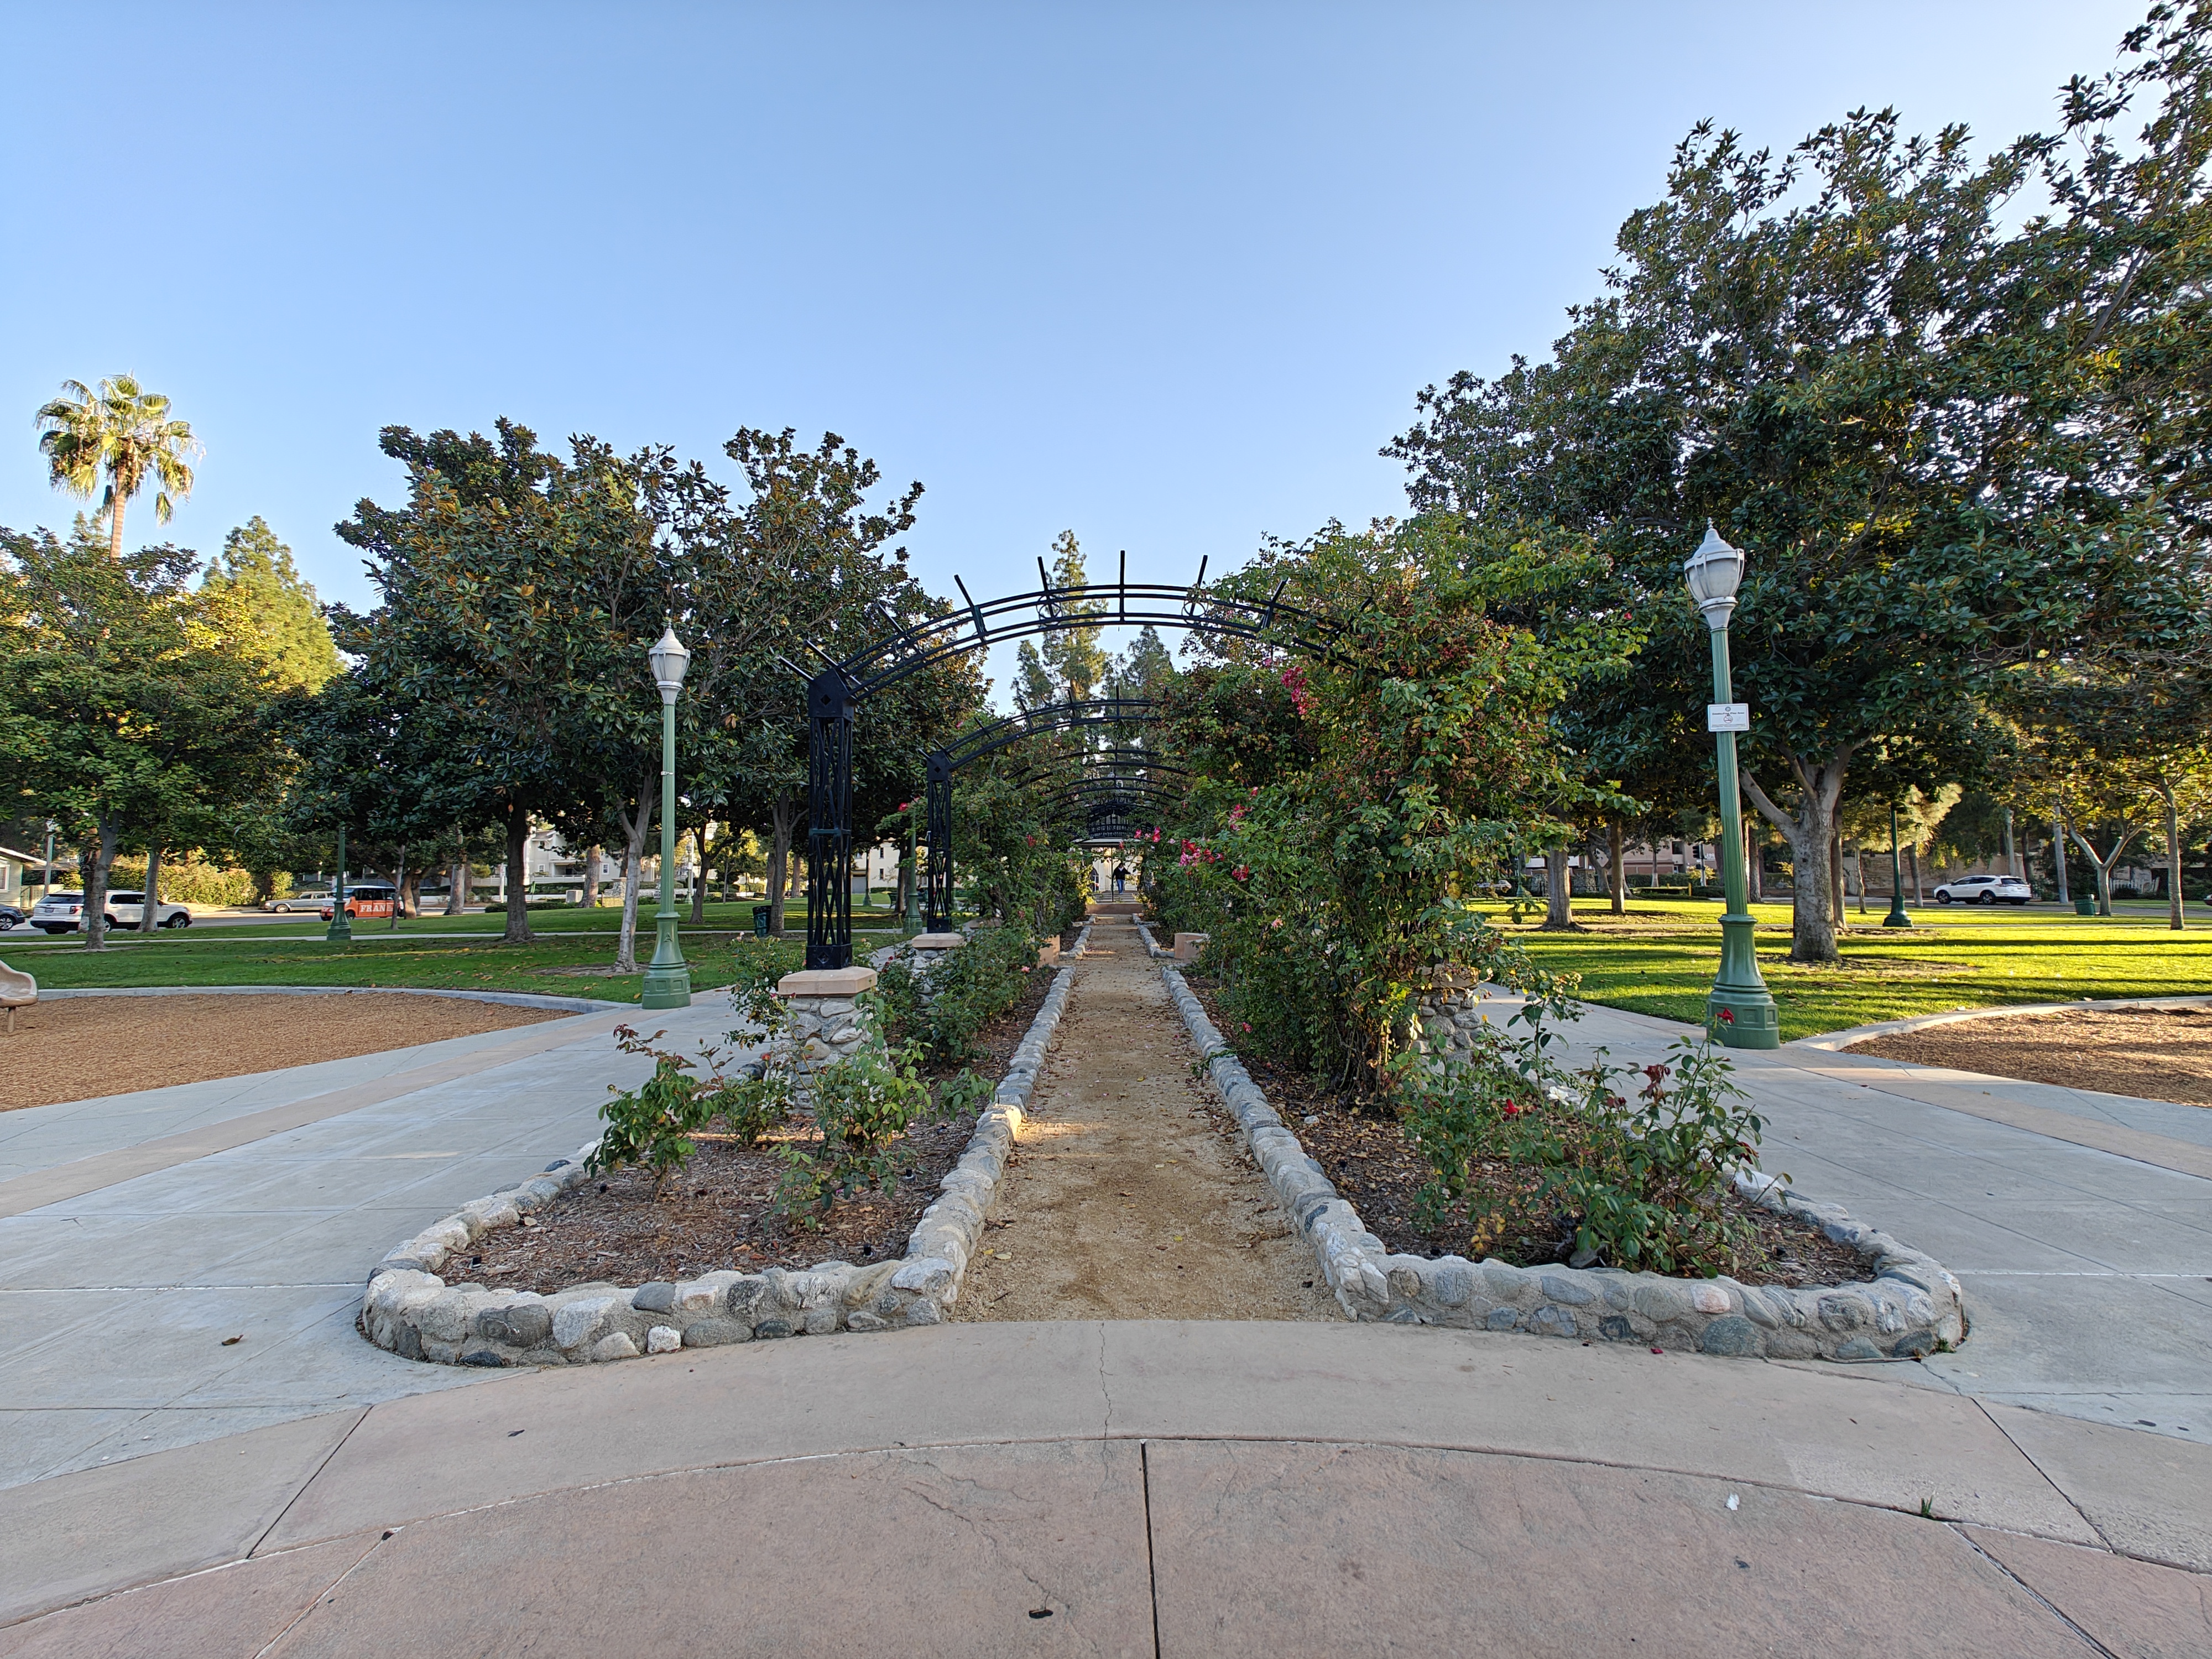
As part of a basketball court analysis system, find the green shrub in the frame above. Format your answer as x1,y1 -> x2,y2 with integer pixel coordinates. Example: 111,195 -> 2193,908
773,1024 -> 937,1223
587,1023 -> 791,1192
1395,1004 -> 1773,1276
878,923 -> 1042,1067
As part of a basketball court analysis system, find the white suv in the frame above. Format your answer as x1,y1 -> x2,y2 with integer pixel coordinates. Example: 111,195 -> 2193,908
1931,874 -> 2032,906
29,890 -> 192,931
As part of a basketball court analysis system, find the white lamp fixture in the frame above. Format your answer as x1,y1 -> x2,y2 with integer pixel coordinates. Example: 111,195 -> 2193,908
648,622 -> 691,703
1683,521 -> 1747,629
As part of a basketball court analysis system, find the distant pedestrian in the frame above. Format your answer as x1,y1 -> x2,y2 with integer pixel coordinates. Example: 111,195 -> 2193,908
1112,863 -> 1128,893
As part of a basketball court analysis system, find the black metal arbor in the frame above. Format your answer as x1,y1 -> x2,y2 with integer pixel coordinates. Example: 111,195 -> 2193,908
921,698 -> 1170,931
804,561 -> 1335,968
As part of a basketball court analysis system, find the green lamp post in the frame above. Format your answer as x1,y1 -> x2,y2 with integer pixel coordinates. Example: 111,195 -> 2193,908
904,799 -> 921,932
1685,524 -> 1780,1049
640,622 -> 693,1010
326,826 -> 352,943
1882,804 -> 1913,928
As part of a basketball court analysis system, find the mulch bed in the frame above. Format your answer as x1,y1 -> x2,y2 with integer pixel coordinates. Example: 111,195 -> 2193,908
1183,978 -> 1871,1288
1849,1005 -> 2212,1105
451,964 -> 1059,1292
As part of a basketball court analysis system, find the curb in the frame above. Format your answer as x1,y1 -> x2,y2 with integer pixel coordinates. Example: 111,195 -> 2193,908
34,985 -> 612,1015
1792,995 -> 2212,1052
1142,925 -> 1968,1360
361,921 -> 1093,1367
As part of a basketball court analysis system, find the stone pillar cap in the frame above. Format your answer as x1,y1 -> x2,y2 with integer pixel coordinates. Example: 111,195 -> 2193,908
776,967 -> 879,996
909,932 -> 966,949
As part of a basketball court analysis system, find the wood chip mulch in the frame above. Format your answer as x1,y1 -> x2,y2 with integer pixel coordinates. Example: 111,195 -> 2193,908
1848,1005 -> 2212,1105
451,965 -> 1060,1293
1182,978 -> 1871,1288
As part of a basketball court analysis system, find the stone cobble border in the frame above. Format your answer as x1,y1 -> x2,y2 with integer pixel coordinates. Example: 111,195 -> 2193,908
1140,922 -> 1968,1360
361,921 -> 1092,1366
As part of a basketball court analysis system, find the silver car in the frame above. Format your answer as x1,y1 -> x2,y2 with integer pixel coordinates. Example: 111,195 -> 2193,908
1931,874 -> 2032,906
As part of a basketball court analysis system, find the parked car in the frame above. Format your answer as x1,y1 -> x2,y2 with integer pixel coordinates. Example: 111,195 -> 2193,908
264,892 -> 333,913
1931,874 -> 2033,906
321,884 -> 399,921
103,891 -> 194,928
29,893 -> 84,932
0,904 -> 25,930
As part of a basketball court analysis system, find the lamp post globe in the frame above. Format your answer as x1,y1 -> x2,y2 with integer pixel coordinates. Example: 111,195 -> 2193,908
1686,523 -> 1780,1049
640,620 -> 693,1010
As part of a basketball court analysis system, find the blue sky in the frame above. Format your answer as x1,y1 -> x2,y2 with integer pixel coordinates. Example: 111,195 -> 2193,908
0,3 -> 2147,700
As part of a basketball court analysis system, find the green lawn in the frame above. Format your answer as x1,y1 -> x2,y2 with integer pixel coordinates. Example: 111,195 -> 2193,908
1491,899 -> 2212,1041
0,900 -> 933,1002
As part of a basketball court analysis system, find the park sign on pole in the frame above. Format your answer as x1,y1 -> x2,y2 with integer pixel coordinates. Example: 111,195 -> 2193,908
1707,702 -> 1750,733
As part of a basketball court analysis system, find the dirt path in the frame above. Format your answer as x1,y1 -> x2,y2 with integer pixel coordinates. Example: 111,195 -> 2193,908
956,918 -> 1341,1322
1849,1005 -> 2212,1105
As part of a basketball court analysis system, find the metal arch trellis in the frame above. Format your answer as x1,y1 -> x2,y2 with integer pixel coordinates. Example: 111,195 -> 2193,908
921,698 -> 1180,933
805,560 -> 1343,967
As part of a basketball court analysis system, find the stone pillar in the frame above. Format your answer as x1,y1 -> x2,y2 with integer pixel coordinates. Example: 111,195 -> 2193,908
774,966 -> 881,1078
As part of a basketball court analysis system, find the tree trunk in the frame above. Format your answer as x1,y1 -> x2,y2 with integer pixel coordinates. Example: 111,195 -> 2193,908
400,863 -> 424,919
1742,749 -> 1849,965
1542,839 -> 1573,929
1608,820 -> 1625,915
2064,816 -> 2137,919
502,806 -> 533,943
1749,828 -> 1764,902
137,841 -> 165,932
2162,787 -> 2185,931
82,820 -> 119,951
391,843 -> 408,928
614,774 -> 654,974
690,825 -> 708,924
446,857 -> 468,916
582,845 -> 601,909
1829,830 -> 1844,928
767,790 -> 801,937
1910,845 -> 1923,904
1853,844 -> 1868,915
107,494 -> 126,560
2053,807 -> 2070,904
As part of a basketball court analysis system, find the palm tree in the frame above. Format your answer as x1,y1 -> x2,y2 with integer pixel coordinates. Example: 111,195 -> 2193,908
35,375 -> 199,557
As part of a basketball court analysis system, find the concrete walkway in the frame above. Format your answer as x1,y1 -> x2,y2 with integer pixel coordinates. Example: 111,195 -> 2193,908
3,964 -> 2211,1648
3,1322 -> 2208,1654
1525,994 -> 2212,1443
0,995 -> 747,1490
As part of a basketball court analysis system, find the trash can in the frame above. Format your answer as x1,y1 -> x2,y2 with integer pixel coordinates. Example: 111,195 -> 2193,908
2074,896 -> 2096,916
751,904 -> 772,938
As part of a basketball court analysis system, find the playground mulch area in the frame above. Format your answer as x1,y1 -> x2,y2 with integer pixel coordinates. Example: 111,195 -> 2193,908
0,992 -> 566,1111
1848,1004 -> 2212,1105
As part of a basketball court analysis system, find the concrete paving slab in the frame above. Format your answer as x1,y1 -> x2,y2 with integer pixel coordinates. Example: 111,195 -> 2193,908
266,1442 -> 1156,1659
0,1533 -> 380,1659
1961,1526 -> 2212,1658
0,1407 -> 361,1625
1094,1321 -> 2099,1542
0,1408 -> 157,1489
1145,1439 -> 2091,1658
1984,1403 -> 2212,1573
265,1321 -> 1115,1547
1919,1276 -> 2212,1422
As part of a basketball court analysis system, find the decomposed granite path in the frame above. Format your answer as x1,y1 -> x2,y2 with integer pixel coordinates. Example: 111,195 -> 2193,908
956,919 -> 1340,1323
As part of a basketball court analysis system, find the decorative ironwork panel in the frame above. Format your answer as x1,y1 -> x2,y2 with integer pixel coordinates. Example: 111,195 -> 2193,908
805,669 -> 854,970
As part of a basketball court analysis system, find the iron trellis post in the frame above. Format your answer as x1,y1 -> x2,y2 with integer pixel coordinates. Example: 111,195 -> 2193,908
924,750 -> 953,931
805,668 -> 854,969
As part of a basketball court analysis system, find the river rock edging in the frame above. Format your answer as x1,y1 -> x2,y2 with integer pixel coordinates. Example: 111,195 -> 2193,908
1142,928 -> 1966,1360
361,921 -> 1091,1367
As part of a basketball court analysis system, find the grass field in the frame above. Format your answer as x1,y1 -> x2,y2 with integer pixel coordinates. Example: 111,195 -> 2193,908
0,902 -> 928,1003
1489,899 -> 2212,1041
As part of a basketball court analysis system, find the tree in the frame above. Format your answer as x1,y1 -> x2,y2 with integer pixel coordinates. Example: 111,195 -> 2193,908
0,523 -> 282,947
1386,11 -> 2212,962
35,377 -> 199,559
199,519 -> 341,691
333,420 -> 668,946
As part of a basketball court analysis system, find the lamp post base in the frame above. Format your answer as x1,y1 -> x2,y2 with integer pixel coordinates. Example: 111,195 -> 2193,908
639,911 -> 691,1010
640,966 -> 692,1009
1707,912 -> 1780,1048
325,920 -> 352,943
1881,901 -> 1913,928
